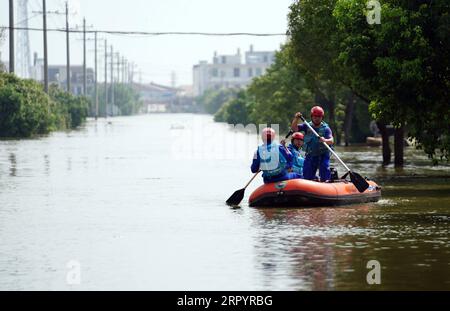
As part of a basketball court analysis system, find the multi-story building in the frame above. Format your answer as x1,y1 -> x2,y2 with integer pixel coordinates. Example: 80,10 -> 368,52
193,45 -> 275,96
31,53 -> 94,95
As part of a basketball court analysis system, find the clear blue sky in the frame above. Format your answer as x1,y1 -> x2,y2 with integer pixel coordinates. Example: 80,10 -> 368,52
1,0 -> 293,86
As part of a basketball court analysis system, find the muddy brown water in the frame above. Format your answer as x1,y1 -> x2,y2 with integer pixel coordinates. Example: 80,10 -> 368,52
0,114 -> 449,290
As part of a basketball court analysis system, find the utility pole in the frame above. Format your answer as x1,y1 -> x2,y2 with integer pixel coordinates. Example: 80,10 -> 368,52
33,5 -> 63,91
42,0 -> 48,93
65,1 -> 70,93
83,18 -> 87,96
110,45 -> 114,116
128,63 -> 131,84
116,52 -> 120,86
130,62 -> 137,85
94,32 -> 98,119
87,34 -> 104,119
122,57 -> 126,84
127,61 -> 130,84
9,0 -> 14,73
104,40 -> 108,118
129,62 -> 133,84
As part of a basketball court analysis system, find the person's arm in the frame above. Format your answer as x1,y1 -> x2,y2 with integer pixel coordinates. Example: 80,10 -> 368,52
280,145 -> 293,163
251,150 -> 260,173
319,128 -> 334,145
291,112 -> 303,132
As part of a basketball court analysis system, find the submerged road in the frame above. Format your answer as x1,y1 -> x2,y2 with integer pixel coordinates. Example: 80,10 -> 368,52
0,114 -> 449,290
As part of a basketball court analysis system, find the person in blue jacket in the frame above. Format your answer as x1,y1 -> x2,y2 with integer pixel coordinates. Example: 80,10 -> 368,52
286,132 -> 305,178
251,127 -> 301,184
291,106 -> 334,182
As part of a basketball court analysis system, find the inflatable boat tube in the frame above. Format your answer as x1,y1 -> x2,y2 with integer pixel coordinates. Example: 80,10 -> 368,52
249,178 -> 381,207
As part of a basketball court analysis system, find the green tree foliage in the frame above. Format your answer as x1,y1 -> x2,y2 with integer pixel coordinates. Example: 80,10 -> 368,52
0,73 -> 55,137
214,90 -> 252,125
214,46 -> 315,132
196,88 -> 239,114
0,73 -> 89,138
333,0 -> 449,160
351,100 -> 372,142
246,46 -> 314,131
213,45 -> 359,136
49,84 -> 89,128
113,84 -> 143,115
94,84 -> 142,116
288,0 -> 449,160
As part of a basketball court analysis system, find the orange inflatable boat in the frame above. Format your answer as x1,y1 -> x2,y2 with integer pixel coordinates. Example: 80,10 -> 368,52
249,179 -> 381,207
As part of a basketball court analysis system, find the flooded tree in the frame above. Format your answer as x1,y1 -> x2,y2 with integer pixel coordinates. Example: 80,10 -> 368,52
288,0 -> 450,165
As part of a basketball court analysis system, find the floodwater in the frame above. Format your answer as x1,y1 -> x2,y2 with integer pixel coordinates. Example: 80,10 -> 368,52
0,114 -> 449,290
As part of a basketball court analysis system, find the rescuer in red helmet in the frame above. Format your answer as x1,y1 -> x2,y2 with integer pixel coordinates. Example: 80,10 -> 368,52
286,132 -> 305,177
290,106 -> 334,181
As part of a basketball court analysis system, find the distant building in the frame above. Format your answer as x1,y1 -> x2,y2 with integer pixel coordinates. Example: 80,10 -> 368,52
31,53 -> 94,95
134,82 -> 178,113
173,85 -> 195,112
133,82 -> 195,113
193,45 -> 275,96
177,85 -> 194,97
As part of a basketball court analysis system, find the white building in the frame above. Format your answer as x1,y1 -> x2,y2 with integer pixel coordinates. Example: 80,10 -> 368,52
134,82 -> 179,113
193,45 -> 275,96
31,53 -> 94,95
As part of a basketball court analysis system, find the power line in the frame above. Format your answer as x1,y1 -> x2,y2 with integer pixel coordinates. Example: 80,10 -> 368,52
15,13 -> 40,26
1,26 -> 286,37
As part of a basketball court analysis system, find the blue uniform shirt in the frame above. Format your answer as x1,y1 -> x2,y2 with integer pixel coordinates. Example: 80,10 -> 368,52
287,143 -> 305,177
298,122 -> 333,181
251,143 -> 293,183
298,123 -> 332,139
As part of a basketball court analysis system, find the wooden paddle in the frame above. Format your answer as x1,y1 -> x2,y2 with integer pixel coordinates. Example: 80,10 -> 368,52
299,115 -> 370,193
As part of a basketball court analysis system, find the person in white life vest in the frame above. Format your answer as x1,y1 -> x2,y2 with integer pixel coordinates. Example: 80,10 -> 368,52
251,127 -> 301,184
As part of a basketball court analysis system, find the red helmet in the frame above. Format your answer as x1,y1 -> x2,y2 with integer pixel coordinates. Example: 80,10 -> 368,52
292,132 -> 304,140
311,106 -> 325,117
261,127 -> 276,142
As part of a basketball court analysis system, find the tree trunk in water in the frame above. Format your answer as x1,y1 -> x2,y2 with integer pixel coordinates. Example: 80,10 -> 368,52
377,121 -> 391,166
328,98 -> 339,145
394,126 -> 404,167
343,94 -> 355,147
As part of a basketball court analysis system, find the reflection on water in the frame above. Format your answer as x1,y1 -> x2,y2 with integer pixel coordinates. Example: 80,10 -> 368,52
251,198 -> 450,290
0,114 -> 449,290
252,207 -> 374,290
9,153 -> 17,177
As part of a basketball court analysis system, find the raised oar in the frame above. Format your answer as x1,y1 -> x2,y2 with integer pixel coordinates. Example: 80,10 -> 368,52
299,115 -> 370,193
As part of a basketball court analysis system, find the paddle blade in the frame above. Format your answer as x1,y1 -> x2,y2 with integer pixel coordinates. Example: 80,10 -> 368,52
226,188 -> 245,206
350,171 -> 370,193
